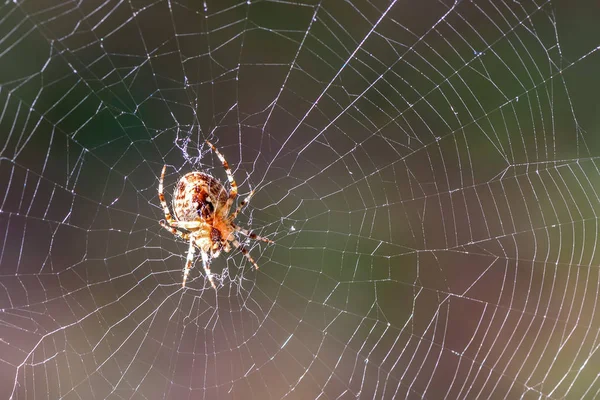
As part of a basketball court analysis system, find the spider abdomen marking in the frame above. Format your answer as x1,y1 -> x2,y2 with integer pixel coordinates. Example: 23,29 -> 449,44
172,172 -> 228,222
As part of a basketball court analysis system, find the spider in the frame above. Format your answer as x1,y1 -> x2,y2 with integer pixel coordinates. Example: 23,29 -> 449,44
158,140 -> 273,289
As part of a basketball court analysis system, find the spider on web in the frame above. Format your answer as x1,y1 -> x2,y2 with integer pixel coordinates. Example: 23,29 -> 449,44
158,140 -> 274,288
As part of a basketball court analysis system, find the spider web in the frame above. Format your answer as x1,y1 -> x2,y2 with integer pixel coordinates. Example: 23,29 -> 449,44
1,0 -> 599,398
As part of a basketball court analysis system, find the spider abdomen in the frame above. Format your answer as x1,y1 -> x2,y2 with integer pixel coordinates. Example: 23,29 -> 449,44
172,172 -> 229,222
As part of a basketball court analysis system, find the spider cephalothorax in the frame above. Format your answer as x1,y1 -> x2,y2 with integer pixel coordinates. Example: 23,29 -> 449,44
159,141 -> 273,288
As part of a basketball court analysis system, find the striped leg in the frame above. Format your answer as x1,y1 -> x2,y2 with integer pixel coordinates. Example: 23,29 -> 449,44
202,251 -> 216,289
206,140 -> 238,211
166,220 -> 208,229
228,190 -> 254,222
160,220 -> 190,241
232,239 -> 260,270
182,236 -> 195,287
232,223 -> 274,244
174,232 -> 216,289
158,165 -> 177,226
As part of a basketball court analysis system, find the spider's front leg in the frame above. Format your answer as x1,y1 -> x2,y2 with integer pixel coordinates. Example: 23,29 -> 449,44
181,231 -> 217,289
201,251 -> 216,289
183,237 -> 195,287
182,237 -> 216,289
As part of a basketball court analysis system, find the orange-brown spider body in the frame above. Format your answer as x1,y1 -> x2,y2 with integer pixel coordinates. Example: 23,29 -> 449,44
159,141 -> 273,288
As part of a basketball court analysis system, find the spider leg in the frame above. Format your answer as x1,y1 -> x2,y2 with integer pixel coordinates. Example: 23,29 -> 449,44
160,220 -> 190,241
228,190 -> 254,222
171,231 -> 216,289
201,251 -> 216,289
182,236 -> 195,287
158,165 -> 177,226
166,220 -> 208,230
232,223 -> 274,244
206,140 -> 238,211
232,239 -> 261,270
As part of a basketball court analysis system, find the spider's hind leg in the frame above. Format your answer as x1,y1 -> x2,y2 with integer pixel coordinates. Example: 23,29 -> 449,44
232,223 -> 274,244
232,239 -> 260,270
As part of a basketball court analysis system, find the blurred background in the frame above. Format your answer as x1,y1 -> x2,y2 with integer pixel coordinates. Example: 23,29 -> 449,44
0,0 -> 599,398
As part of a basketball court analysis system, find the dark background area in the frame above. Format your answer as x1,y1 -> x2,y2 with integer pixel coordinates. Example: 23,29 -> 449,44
1,0 -> 599,398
